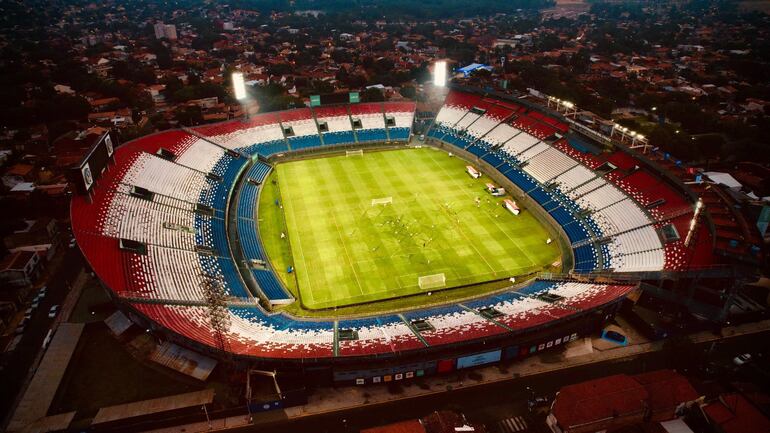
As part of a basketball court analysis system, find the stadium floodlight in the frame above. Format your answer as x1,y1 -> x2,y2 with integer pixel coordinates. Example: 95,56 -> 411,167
232,72 -> 247,100
562,101 -> 574,109
684,198 -> 704,247
434,60 -> 447,87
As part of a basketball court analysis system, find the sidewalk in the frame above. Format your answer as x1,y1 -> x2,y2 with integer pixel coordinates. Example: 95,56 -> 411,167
144,415 -> 255,433
142,319 -> 770,432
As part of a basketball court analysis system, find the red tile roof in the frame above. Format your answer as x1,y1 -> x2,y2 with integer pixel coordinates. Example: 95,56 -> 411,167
633,369 -> 699,415
5,164 -> 34,177
552,370 -> 699,430
704,393 -> 770,433
552,374 -> 647,429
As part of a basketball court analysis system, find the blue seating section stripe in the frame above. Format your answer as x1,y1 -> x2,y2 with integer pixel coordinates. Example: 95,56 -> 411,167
251,269 -> 292,301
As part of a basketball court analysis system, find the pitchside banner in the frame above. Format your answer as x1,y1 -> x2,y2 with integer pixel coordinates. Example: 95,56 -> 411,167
456,349 -> 502,369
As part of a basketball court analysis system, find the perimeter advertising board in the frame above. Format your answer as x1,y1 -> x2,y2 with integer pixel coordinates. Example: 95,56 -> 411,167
456,349 -> 502,369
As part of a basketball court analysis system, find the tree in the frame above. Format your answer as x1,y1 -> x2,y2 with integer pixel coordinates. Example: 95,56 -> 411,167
37,95 -> 91,123
171,82 -> 229,104
362,87 -> 385,102
149,41 -> 173,69
253,83 -> 302,112
399,85 -> 416,99
174,105 -> 202,126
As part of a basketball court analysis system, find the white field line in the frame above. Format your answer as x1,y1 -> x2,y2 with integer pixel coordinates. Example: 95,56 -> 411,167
280,169 -> 316,302
331,210 -> 365,296
424,150 -> 538,269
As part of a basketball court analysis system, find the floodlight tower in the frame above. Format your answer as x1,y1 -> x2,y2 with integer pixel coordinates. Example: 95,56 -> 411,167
418,60 -> 451,141
232,71 -> 251,119
201,273 -> 232,354
232,72 -> 247,101
433,60 -> 447,87
684,198 -> 704,248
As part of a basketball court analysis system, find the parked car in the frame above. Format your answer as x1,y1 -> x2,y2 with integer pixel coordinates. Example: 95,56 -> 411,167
528,396 -> 550,412
14,318 -> 29,335
5,335 -> 23,352
42,329 -> 54,349
48,305 -> 60,319
602,329 -> 627,345
734,353 -> 752,366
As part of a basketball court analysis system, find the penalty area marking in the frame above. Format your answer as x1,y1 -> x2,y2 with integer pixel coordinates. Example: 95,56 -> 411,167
423,151 -> 538,269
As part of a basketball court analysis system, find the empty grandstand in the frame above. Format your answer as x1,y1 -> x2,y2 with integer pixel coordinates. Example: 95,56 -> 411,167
71,89 -> 746,384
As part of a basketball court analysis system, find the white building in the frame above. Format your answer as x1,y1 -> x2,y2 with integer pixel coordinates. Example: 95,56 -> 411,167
154,23 -> 177,40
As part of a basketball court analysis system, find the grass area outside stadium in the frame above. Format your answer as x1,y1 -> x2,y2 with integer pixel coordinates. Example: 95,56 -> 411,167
257,146 -> 563,315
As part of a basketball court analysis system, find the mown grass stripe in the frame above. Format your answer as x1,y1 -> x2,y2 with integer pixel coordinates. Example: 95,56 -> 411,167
265,147 -> 560,310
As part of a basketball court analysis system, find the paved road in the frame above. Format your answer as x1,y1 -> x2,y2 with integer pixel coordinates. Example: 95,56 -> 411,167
0,245 -> 85,424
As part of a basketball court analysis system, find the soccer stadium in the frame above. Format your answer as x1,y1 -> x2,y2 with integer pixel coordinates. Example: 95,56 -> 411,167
69,86 -> 758,384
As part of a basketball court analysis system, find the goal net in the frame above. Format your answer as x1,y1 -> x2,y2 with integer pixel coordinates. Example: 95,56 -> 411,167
418,273 -> 446,290
371,197 -> 393,206
346,149 -> 363,157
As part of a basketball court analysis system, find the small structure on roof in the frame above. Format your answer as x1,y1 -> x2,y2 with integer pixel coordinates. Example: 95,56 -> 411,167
457,63 -> 492,77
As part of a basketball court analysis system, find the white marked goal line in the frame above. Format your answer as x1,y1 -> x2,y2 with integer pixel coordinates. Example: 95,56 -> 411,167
371,196 -> 392,206
418,273 -> 446,290
346,149 -> 363,157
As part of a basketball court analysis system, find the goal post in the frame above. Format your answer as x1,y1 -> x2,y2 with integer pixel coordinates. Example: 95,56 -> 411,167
371,197 -> 393,206
418,273 -> 446,290
346,149 -> 363,157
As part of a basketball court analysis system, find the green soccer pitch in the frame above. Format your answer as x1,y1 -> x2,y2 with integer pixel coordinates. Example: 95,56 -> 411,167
258,147 -> 562,310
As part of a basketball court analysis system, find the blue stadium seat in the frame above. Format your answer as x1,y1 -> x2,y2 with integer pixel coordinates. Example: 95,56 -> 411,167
322,131 -> 356,145
237,218 -> 265,261
402,304 -> 465,321
239,140 -> 289,156
198,257 -> 250,298
246,161 -> 271,183
238,184 -> 259,219
288,135 -> 323,150
356,128 -> 387,142
388,127 -> 410,141
211,218 -> 229,256
251,269 -> 292,301
466,143 -> 487,157
482,152 -> 505,168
